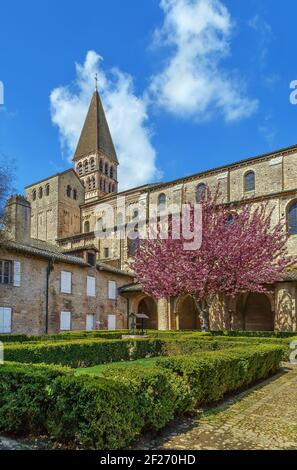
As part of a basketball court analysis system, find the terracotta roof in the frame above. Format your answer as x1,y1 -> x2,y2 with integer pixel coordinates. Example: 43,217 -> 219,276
2,239 -> 89,266
73,91 -> 118,163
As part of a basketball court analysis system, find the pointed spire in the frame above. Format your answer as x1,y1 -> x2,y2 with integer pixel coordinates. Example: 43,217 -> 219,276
72,90 -> 118,163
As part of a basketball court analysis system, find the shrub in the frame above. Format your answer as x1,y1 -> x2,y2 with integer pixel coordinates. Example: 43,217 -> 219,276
3,336 -> 240,367
156,344 -> 283,405
210,330 -> 297,338
0,330 -> 129,343
3,339 -> 132,367
0,362 -> 68,434
47,374 -> 143,449
0,344 -> 283,449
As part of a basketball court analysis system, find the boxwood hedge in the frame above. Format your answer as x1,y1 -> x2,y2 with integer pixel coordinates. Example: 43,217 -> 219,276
0,344 -> 284,449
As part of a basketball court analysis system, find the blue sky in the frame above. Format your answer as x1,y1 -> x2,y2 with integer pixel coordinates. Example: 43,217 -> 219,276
1,0 -> 297,192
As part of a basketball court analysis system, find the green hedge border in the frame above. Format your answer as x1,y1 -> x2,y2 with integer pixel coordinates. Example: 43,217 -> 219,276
0,344 -> 283,449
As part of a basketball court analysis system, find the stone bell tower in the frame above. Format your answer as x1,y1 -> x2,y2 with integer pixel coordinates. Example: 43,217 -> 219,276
73,86 -> 119,202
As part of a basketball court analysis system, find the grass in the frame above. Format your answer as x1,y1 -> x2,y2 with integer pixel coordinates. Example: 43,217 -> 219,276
75,356 -> 159,376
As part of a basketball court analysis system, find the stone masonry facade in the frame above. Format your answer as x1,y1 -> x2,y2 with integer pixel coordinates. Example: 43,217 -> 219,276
2,89 -> 297,334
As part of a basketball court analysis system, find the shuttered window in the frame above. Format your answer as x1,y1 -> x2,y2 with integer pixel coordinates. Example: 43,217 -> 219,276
86,314 -> 95,331
13,261 -> 21,287
60,311 -> 71,331
61,271 -> 72,294
87,276 -> 96,297
108,281 -> 117,300
0,307 -> 12,333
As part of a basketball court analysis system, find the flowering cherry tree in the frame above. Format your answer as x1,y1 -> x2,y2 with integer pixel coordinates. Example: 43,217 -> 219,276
133,187 -> 294,331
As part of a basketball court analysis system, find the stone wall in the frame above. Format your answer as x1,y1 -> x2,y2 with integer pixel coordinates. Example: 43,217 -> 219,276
0,249 -> 132,334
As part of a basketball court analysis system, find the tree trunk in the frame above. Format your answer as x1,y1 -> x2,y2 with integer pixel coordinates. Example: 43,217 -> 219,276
193,297 -> 210,332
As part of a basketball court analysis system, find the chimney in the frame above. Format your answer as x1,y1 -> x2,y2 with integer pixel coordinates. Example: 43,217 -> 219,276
6,195 -> 31,243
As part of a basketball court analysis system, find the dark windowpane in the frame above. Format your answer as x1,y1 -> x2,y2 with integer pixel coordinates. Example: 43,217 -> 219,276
104,248 -> 109,258
196,184 -> 206,203
288,202 -> 297,235
244,172 -> 255,192
0,260 -> 13,285
87,252 -> 96,266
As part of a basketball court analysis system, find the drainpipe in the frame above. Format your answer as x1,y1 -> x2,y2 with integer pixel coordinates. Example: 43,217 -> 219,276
126,297 -> 130,329
45,258 -> 54,334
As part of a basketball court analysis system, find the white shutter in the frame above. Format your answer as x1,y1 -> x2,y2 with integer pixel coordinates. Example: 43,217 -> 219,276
60,311 -> 71,331
108,281 -> 117,300
61,271 -> 72,294
0,307 -> 12,333
87,276 -> 96,297
86,314 -> 94,331
107,314 -> 116,330
13,261 -> 21,287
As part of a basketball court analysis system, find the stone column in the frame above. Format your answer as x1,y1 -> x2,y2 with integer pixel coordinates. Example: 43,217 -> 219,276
275,283 -> 297,332
157,298 -> 169,330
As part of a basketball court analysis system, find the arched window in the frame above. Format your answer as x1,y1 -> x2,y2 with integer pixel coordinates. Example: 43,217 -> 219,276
32,189 -> 36,201
84,221 -> 90,233
128,235 -> 140,257
45,184 -> 50,196
105,163 -> 109,175
77,163 -> 83,176
110,166 -> 113,178
226,212 -> 238,225
90,158 -> 95,171
244,171 -> 255,192
288,201 -> 297,235
99,160 -> 103,172
158,193 -> 166,211
195,183 -> 206,203
73,189 -> 77,200
84,160 -> 89,173
38,187 -> 43,199
91,176 -> 96,189
66,185 -> 72,197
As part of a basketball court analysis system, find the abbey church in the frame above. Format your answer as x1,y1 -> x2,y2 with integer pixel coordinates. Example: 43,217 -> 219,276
1,89 -> 297,334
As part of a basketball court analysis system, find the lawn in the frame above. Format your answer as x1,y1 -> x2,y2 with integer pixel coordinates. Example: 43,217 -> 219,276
75,356 -> 159,376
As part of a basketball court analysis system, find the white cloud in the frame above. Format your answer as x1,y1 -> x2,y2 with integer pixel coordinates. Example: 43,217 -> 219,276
149,0 -> 258,121
50,51 -> 160,191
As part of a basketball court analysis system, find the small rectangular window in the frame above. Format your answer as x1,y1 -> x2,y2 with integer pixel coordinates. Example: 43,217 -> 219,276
104,248 -> 109,258
108,280 -> 117,300
61,271 -> 72,294
86,314 -> 95,331
60,311 -> 71,331
0,260 -> 13,285
0,307 -> 12,333
87,276 -> 96,297
87,252 -> 96,266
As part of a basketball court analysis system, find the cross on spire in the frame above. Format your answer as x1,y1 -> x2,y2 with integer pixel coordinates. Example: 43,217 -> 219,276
94,73 -> 98,91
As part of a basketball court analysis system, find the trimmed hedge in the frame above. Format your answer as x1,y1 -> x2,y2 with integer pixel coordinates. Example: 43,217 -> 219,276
156,344 -> 283,405
0,330 -> 129,343
4,338 -> 133,367
0,362 -> 69,434
3,336 -> 241,367
210,330 -> 297,338
0,344 -> 284,449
